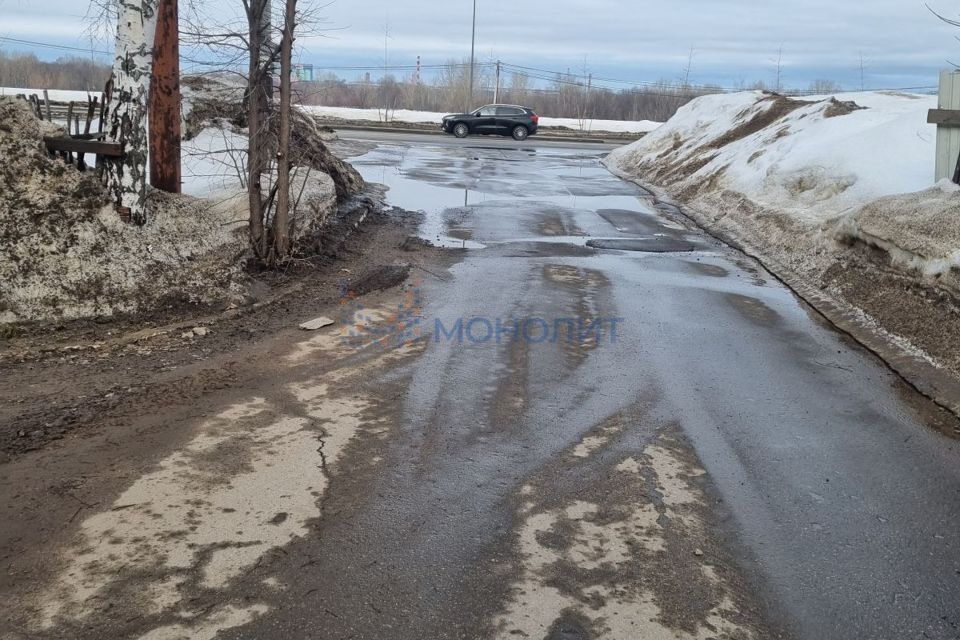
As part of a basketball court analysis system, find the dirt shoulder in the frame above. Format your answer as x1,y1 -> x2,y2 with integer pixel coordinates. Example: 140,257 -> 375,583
0,198 -> 450,463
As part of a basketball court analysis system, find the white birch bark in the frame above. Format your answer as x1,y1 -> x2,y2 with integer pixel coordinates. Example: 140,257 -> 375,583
106,0 -> 159,225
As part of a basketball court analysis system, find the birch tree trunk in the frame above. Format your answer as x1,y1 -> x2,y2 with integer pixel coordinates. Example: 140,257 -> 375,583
272,0 -> 296,263
106,0 -> 160,225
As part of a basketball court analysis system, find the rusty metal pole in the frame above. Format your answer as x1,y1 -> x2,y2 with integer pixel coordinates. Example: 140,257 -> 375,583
150,0 -> 182,193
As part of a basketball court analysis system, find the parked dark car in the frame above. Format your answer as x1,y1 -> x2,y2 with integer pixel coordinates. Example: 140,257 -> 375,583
441,105 -> 540,141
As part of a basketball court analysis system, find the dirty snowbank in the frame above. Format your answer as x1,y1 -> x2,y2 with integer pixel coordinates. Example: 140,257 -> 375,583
836,181 -> 960,282
0,96 -> 341,324
605,89 -> 960,386
0,96 -> 250,323
606,90 -> 935,221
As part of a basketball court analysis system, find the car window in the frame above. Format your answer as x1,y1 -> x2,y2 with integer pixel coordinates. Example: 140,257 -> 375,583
477,106 -> 496,116
496,107 -> 525,116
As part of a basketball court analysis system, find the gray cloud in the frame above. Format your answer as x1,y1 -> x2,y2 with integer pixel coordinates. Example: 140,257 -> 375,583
2,0 -> 958,89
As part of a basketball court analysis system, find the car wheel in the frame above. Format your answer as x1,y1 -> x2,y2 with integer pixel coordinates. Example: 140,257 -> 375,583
511,125 -> 529,141
453,123 -> 469,138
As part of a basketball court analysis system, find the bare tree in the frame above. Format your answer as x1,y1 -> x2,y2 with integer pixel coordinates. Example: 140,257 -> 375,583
0,51 -> 110,90
243,0 -> 274,258
682,46 -> 695,89
575,59 -> 592,131
356,72 -> 375,108
507,71 -> 531,107
273,0 -> 297,264
808,79 -> 842,94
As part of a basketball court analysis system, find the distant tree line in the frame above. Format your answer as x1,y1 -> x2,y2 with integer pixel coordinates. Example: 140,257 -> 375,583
291,61 -> 851,123
0,51 -> 111,91
293,60 -> 726,123
0,49 -> 852,123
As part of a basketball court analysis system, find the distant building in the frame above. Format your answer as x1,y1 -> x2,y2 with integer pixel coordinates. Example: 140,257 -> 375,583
293,63 -> 314,82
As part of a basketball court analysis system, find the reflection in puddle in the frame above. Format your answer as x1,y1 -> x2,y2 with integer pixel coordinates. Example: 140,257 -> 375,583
345,142 -> 662,250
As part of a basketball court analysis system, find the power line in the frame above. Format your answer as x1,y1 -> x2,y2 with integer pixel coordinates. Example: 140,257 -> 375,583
307,62 -> 494,72
0,36 -> 111,57
500,61 -> 936,94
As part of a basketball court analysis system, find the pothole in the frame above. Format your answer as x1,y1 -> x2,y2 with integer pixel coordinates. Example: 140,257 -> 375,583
586,238 -> 701,253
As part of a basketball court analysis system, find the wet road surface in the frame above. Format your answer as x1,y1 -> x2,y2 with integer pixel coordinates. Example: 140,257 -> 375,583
322,133 -> 960,640
11,132 -> 960,640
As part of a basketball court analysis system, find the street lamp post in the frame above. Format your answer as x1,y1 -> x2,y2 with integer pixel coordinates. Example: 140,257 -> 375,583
468,0 -> 476,109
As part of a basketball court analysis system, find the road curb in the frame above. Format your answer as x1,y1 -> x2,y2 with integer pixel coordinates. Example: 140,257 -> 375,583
606,164 -> 960,426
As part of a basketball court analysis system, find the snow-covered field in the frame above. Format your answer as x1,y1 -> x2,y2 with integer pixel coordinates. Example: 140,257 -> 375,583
0,87 -> 662,134
0,87 -> 97,102
300,105 -> 662,134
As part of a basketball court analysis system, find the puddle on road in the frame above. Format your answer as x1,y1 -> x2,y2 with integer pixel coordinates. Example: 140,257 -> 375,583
536,210 -> 588,237
540,264 -> 612,367
586,237 -> 701,253
724,292 -> 782,326
684,260 -> 730,278
346,141 -> 668,250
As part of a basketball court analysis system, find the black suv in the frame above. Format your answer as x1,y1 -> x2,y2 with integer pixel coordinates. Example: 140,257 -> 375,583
442,105 -> 540,141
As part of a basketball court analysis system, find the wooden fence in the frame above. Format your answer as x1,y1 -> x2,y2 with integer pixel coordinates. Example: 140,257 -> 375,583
14,86 -> 123,172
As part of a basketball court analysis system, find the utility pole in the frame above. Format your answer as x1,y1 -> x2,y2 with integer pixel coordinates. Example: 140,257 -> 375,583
494,60 -> 500,103
774,46 -> 784,93
149,0 -> 181,193
468,0 -> 476,108
682,46 -> 694,89
587,72 -> 592,111
382,20 -> 391,119
859,51 -> 867,92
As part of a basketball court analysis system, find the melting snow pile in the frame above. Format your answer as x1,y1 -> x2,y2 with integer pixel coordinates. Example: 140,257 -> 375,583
0,97 -> 249,324
0,98 -> 251,323
836,181 -> 960,286
603,89 -> 952,280
0,77 -> 366,325
606,89 -> 960,378
605,90 -> 935,222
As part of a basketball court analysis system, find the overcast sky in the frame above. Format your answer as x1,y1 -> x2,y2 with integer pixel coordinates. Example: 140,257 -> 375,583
1,0 -> 959,91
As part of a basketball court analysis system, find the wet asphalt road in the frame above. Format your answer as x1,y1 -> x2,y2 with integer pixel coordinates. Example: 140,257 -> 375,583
16,132 -> 960,640
282,131 -> 960,640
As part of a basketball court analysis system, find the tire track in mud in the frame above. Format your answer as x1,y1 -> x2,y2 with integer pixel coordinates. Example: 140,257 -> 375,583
10,304 -> 428,639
